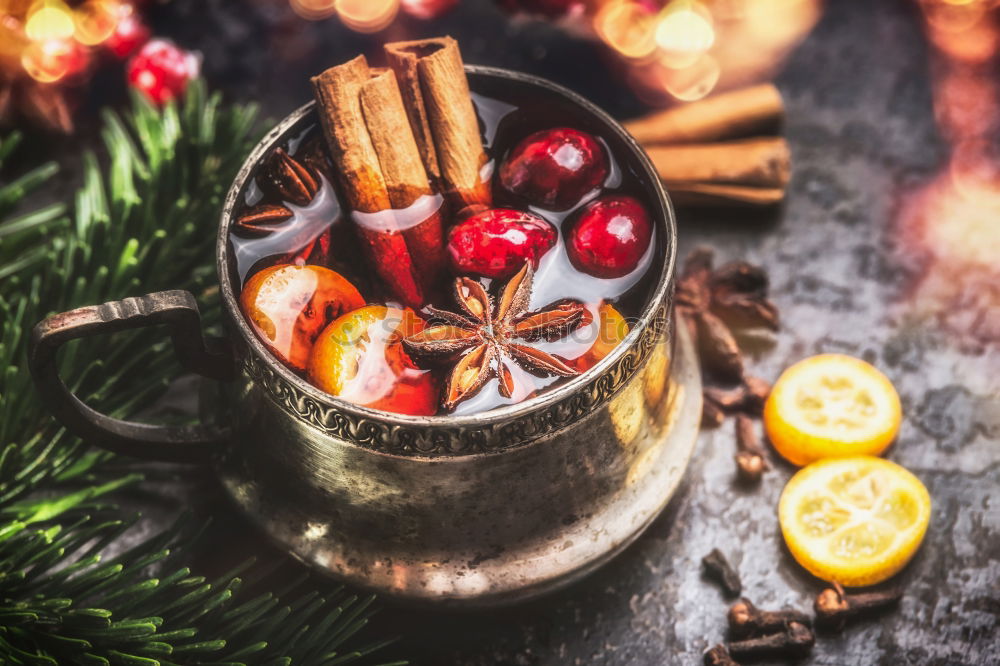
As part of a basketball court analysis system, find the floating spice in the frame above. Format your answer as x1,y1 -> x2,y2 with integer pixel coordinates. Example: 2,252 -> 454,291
403,263 -> 582,410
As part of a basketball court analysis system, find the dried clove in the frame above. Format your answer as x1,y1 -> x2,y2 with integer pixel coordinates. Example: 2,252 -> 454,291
702,392 -> 726,427
696,310 -> 745,383
710,261 -> 779,332
702,549 -> 742,598
735,415 -> 768,482
727,597 -> 811,639
814,583 -> 903,631
703,644 -> 739,666
741,375 -> 771,414
701,376 -> 771,429
704,384 -> 749,411
676,247 -> 715,312
677,247 -> 780,392
727,620 -> 814,660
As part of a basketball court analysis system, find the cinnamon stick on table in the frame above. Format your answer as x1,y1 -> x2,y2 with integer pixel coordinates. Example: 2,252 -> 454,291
646,138 -> 790,189
645,137 -> 790,207
668,183 -> 785,207
385,37 -> 491,214
624,83 -> 784,145
311,55 -> 442,307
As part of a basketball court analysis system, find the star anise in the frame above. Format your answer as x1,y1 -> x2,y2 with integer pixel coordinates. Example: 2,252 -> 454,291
403,263 -> 584,411
235,148 -> 320,235
676,247 -> 778,427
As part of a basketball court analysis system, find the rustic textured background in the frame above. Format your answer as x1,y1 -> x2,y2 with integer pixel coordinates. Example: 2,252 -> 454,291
45,0 -> 1000,663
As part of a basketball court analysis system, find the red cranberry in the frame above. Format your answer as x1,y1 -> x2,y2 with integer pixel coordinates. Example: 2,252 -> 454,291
126,39 -> 200,105
499,128 -> 608,211
566,195 -> 652,278
447,208 -> 557,279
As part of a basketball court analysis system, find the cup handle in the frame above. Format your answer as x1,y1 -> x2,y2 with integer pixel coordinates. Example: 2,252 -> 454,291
28,290 -> 235,463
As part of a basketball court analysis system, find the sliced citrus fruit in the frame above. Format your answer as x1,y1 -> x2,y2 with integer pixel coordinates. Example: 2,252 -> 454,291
779,456 -> 931,587
570,302 -> 630,372
764,353 -> 901,466
240,264 -> 365,371
307,305 -> 438,416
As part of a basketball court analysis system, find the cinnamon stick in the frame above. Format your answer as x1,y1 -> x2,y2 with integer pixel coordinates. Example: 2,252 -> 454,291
646,138 -> 791,189
311,55 -> 391,214
311,56 -> 425,307
360,68 -> 435,208
385,37 -> 491,213
624,83 -> 783,145
359,67 -> 445,290
383,45 -> 441,185
669,183 -> 786,207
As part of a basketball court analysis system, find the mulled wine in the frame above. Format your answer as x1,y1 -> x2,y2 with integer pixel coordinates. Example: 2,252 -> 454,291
229,38 -> 662,416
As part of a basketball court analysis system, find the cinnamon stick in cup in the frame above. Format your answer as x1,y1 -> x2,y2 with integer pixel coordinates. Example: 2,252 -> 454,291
312,55 -> 392,214
311,55 -> 441,307
385,37 -> 491,215
624,83 -> 784,145
360,68 -> 445,289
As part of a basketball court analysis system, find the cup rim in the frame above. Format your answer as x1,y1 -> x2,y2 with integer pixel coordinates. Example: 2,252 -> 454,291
216,65 -> 677,432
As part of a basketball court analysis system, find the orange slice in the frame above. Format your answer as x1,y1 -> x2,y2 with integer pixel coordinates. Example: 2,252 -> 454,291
779,456 -> 931,587
764,354 -> 901,466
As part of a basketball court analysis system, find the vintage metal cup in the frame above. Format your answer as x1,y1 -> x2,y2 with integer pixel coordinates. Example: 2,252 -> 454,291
28,67 -> 701,607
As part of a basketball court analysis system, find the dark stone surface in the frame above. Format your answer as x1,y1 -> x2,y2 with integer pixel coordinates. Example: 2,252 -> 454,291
50,0 -> 1000,663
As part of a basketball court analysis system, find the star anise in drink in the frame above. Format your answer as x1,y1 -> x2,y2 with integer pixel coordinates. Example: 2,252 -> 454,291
676,247 -> 778,426
403,263 -> 583,410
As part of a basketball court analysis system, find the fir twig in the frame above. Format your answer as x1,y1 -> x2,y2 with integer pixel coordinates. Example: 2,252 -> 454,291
0,86 -> 402,664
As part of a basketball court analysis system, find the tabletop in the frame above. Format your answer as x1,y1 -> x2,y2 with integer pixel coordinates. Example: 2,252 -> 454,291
56,0 -> 1000,663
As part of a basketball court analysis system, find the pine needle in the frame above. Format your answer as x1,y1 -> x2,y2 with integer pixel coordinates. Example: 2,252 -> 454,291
0,85 -> 403,664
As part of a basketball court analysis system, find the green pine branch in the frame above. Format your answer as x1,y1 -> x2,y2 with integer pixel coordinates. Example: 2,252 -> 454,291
0,86 -> 404,665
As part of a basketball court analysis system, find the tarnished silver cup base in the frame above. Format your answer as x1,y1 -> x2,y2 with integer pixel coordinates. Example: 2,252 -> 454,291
219,323 -> 701,608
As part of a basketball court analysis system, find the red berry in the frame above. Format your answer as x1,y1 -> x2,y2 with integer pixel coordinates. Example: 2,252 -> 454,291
447,208 -> 557,279
499,127 -> 608,211
105,8 -> 151,59
566,195 -> 652,278
126,39 -> 199,105
400,0 -> 459,19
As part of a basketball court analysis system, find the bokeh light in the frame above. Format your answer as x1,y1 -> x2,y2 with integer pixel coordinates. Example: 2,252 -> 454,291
896,0 -> 1000,348
25,2 -> 75,41
289,0 -> 338,20
594,0 -> 658,60
593,0 -> 820,103
654,52 -> 720,101
73,0 -> 120,46
334,0 -> 399,32
21,37 -> 87,82
655,3 -> 714,70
